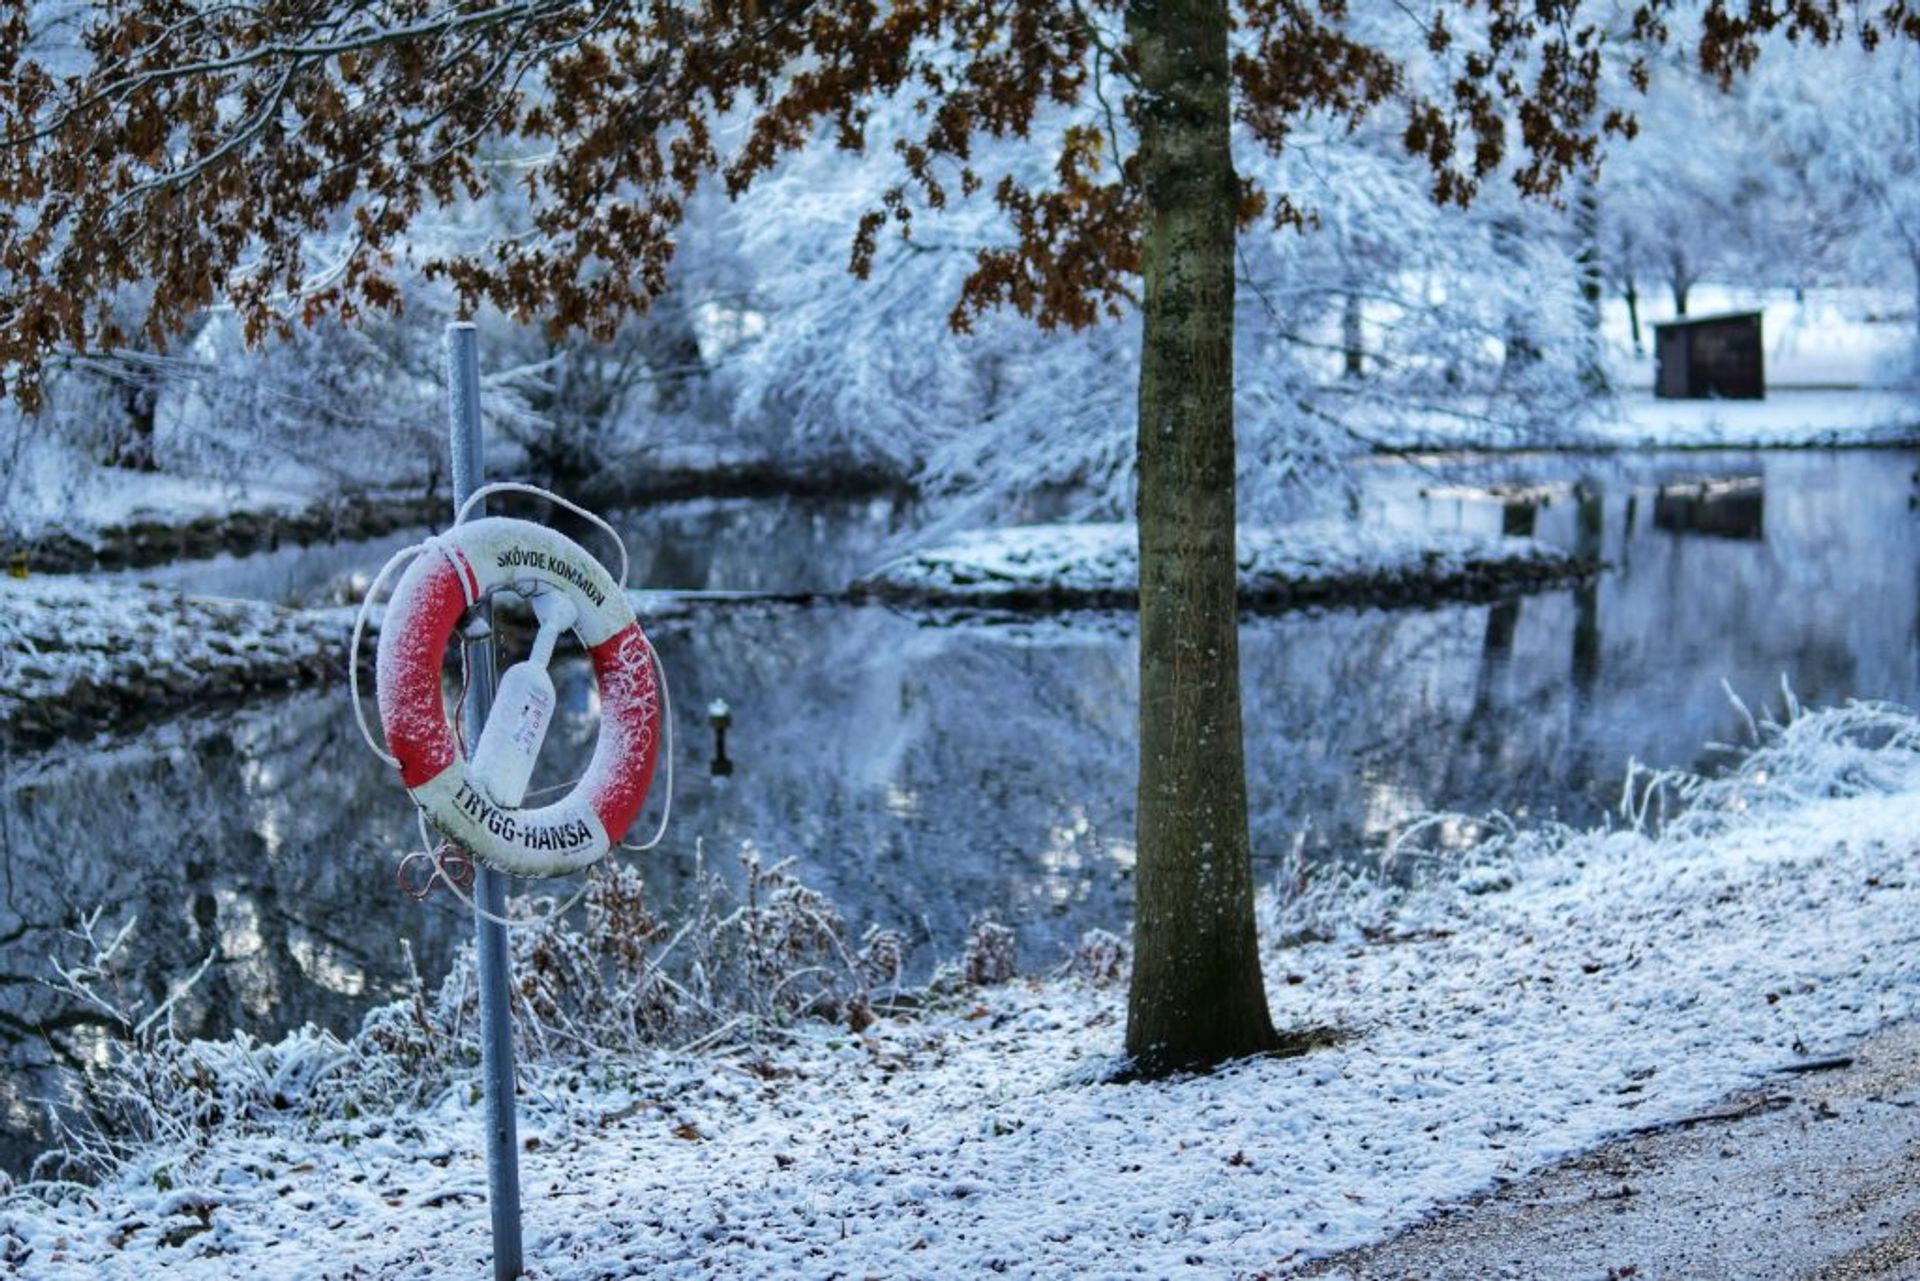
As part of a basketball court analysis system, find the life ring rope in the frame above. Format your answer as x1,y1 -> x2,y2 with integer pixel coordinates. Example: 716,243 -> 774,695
349,483 -> 674,896
456,481 -> 631,590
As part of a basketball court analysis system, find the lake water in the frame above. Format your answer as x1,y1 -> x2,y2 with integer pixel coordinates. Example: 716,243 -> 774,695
5,451 -> 1918,1171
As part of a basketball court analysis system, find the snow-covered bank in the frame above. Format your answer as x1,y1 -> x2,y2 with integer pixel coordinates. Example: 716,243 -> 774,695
6,702 -> 1918,1277
0,579 -> 343,748
3,492 -> 445,576
5,448 -> 905,578
1591,388 -> 1920,449
856,521 -> 1592,613
0,573 -> 817,749
1359,388 -> 1920,454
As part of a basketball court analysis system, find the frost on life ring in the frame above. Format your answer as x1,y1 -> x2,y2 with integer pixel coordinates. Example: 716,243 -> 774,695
376,516 -> 661,877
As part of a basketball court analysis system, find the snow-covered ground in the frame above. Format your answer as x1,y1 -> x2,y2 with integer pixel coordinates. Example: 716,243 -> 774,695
1368,387 -> 1920,452
858,522 -> 1588,611
1605,285 -> 1912,393
1588,387 -> 1920,448
5,701 -> 1916,1278
1593,287 -> 1918,447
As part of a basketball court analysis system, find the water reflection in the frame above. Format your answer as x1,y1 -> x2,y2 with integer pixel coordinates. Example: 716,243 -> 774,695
95,495 -> 915,606
1652,476 -> 1766,540
616,495 -> 914,595
5,448 -> 1919,1173
0,702 -> 467,1172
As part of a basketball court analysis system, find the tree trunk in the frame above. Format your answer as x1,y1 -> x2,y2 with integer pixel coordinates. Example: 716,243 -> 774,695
1625,278 -> 1642,358
104,364 -> 159,471
1342,290 -> 1364,379
638,287 -> 709,414
1574,177 -> 1607,393
1910,254 -> 1920,381
1492,216 -> 1541,374
1123,0 -> 1279,1078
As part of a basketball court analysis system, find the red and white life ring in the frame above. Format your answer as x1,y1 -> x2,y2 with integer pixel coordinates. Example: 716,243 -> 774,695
375,517 -> 661,877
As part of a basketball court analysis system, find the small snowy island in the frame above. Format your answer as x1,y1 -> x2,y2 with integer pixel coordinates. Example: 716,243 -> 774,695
0,579 -> 342,749
855,522 -> 1594,613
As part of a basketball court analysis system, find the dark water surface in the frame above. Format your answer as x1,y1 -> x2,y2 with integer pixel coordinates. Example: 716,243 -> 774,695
5,452 -> 1918,1171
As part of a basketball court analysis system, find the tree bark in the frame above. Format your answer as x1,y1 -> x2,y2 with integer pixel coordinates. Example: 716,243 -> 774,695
1625,278 -> 1643,357
1123,0 -> 1279,1078
1492,217 -> 1540,373
105,376 -> 159,471
1574,176 -> 1607,393
1342,290 -> 1365,379
1668,253 -> 1691,317
638,286 -> 710,414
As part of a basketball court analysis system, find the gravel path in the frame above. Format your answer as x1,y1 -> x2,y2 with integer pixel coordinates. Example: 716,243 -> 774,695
1296,1022 -> 1920,1280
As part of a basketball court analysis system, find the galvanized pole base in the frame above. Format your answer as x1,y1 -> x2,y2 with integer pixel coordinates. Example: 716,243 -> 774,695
447,322 -> 525,1280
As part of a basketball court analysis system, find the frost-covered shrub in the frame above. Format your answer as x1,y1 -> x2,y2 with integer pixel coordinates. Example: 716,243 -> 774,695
1266,694 -> 1920,948
857,926 -> 907,991
30,911 -> 369,1182
1621,692 -> 1920,839
32,849 -> 917,1186
700,848 -> 854,1019
412,850 -> 894,1067
36,1024 -> 362,1185
1068,928 -> 1128,986
1266,840 -> 1405,947
963,917 -> 1019,986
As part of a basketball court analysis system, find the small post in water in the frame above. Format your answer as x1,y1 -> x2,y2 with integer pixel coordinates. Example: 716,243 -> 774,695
447,322 -> 525,1280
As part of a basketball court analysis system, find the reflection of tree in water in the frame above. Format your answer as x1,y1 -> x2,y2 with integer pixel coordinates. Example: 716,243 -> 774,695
597,605 -> 1142,969
1467,498 -> 1539,726
610,496 -> 913,594
0,696 -> 471,1172
1371,451 -> 1920,827
1241,605 -> 1494,872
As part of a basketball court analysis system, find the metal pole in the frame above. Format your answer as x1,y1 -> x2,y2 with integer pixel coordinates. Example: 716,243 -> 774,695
447,322 -> 524,1280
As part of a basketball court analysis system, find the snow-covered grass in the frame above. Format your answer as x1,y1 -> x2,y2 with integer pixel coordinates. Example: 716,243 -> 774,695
0,577 -> 344,746
1364,387 -> 1920,452
5,699 -> 1919,1277
1588,388 -> 1920,448
857,521 -> 1590,611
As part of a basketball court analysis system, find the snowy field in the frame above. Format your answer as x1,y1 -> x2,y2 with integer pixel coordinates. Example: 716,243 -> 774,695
4,702 -> 1917,1278
858,522 -> 1587,611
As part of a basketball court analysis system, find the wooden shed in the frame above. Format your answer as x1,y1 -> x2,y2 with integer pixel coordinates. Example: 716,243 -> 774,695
1654,311 -> 1765,400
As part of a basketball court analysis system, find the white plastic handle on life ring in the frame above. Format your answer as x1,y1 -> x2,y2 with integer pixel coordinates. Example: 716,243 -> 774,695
375,516 -> 661,877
